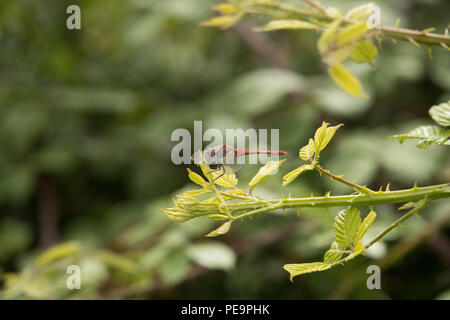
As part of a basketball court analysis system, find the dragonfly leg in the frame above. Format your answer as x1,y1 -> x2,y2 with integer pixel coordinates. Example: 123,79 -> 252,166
212,172 -> 224,182
205,166 -> 222,175
206,166 -> 225,182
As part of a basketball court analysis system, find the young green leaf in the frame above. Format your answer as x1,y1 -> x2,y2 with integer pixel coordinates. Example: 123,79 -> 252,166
206,221 -> 232,237
99,251 -> 137,275
249,159 -> 286,192
206,166 -> 237,188
214,170 -> 238,188
187,168 -> 208,187
392,125 -> 450,148
334,207 -> 362,250
328,64 -> 368,99
313,122 -> 344,154
429,101 -> 450,127
313,122 -> 328,153
345,3 -> 376,20
355,210 -> 376,243
283,262 -> 332,282
350,40 -> 378,64
36,242 -> 81,266
318,19 -> 341,54
325,7 -> 342,19
323,47 -> 352,66
182,189 -> 211,197
162,207 -> 195,222
258,19 -> 318,32
337,21 -> 369,45
199,156 -> 214,180
223,189 -> 246,196
282,164 -> 314,187
299,138 -> 315,161
213,3 -> 239,14
199,13 -> 244,29
323,242 -> 343,264
206,213 -> 229,221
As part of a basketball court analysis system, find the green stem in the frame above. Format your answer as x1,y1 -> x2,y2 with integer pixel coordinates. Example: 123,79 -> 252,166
234,200 -> 284,220
314,164 -> 374,194
364,199 -> 428,249
241,1 -> 450,47
379,26 -> 450,48
200,161 -> 235,220
291,199 -> 430,271
244,0 -> 327,19
179,183 -> 449,219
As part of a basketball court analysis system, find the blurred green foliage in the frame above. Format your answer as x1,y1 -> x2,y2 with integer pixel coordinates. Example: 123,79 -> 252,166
0,0 -> 449,299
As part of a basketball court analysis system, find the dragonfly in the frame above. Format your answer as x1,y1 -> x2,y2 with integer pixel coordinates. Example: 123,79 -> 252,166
192,144 -> 287,180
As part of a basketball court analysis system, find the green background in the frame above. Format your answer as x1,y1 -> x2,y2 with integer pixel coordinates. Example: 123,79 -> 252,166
0,0 -> 449,299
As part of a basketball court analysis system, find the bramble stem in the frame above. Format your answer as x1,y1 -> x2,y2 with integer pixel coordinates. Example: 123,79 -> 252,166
179,183 -> 449,219
210,182 -> 235,219
364,199 -> 428,249
379,26 -> 450,47
314,164 -> 375,194
234,200 -> 284,220
200,160 -> 236,220
240,0 -> 450,47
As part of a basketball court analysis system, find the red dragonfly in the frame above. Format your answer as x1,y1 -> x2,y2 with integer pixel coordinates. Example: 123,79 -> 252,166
192,144 -> 287,178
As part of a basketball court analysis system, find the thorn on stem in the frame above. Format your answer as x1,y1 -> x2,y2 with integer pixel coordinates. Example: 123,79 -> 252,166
407,37 -> 420,47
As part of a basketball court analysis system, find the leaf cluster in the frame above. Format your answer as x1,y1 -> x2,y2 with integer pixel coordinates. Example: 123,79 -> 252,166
163,120 -> 449,281
201,0 -> 450,99
284,207 -> 376,281
393,101 -> 450,148
282,121 -> 342,187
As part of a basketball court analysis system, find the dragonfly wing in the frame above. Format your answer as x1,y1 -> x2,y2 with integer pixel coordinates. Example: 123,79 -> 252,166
223,163 -> 243,173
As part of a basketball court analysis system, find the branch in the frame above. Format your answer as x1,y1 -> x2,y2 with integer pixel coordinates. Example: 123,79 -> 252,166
314,164 -> 375,195
175,183 -> 450,220
238,0 -> 450,47
364,198 -> 428,249
379,26 -> 450,48
329,209 -> 450,299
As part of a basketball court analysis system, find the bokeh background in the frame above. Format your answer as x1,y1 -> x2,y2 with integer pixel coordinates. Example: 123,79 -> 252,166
0,0 -> 449,299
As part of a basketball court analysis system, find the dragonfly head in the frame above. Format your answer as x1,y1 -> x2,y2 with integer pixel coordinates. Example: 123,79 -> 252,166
192,144 -> 235,167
